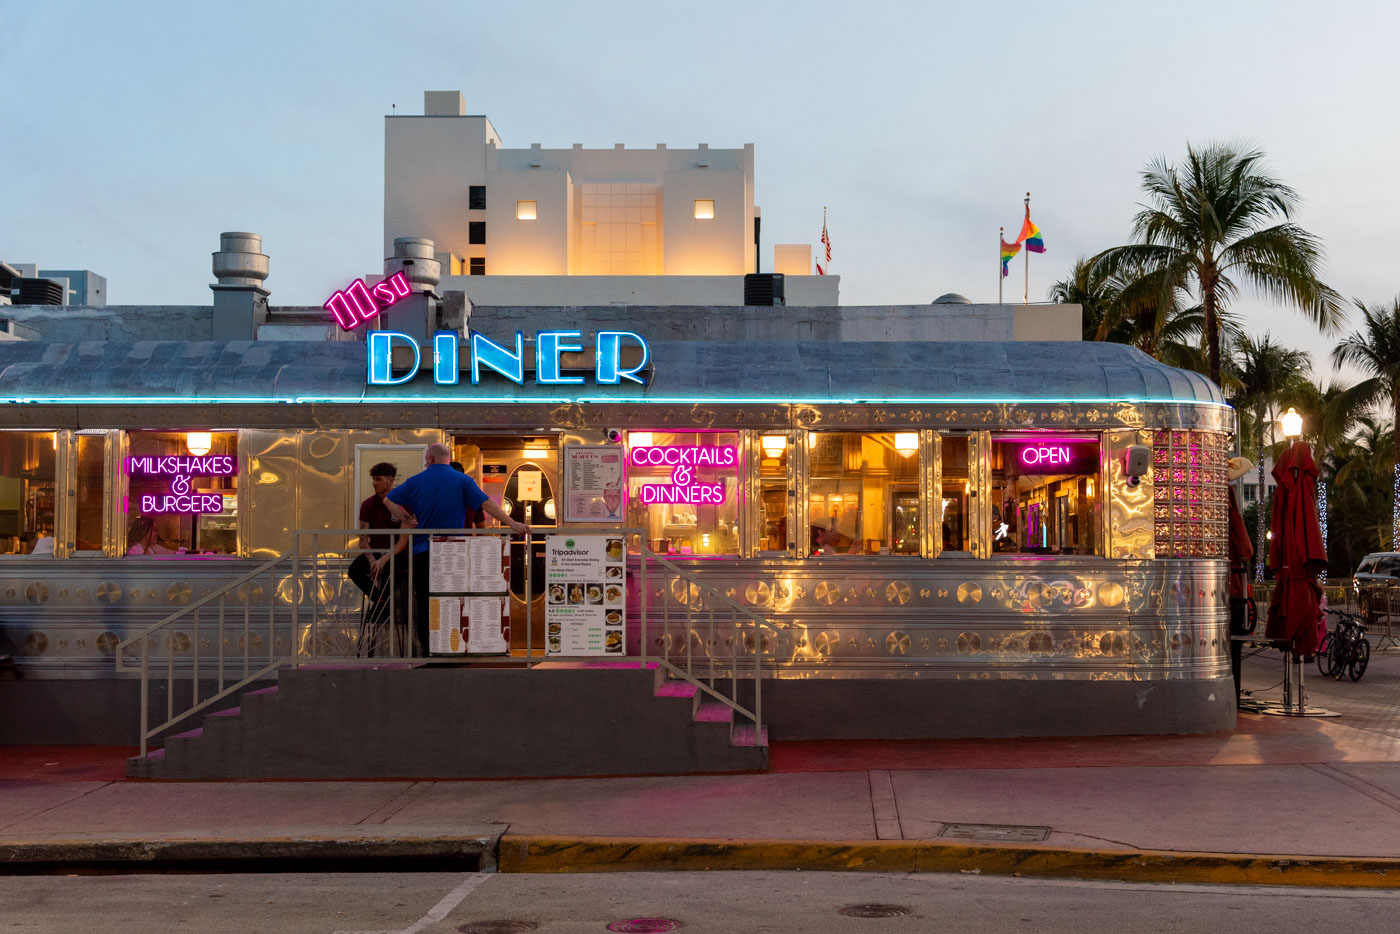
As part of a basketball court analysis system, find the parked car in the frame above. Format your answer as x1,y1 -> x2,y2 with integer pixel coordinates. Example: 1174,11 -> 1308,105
1353,552 -> 1400,622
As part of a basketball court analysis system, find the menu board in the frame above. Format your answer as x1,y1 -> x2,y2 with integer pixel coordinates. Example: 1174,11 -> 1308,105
545,535 -> 626,656
428,595 -> 510,656
428,535 -> 510,656
562,445 -> 625,523
429,535 -> 509,594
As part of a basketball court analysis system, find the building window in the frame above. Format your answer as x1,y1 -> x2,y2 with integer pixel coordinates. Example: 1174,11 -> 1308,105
580,182 -> 660,275
625,430 -> 740,556
694,199 -> 715,220
940,435 -> 971,552
469,257 -> 486,276
469,186 -> 485,210
807,433 -> 920,556
125,431 -> 239,556
758,433 -> 789,554
516,200 -> 537,221
0,431 -> 57,556
989,436 -> 1100,555
469,222 -> 486,244
73,432 -> 107,554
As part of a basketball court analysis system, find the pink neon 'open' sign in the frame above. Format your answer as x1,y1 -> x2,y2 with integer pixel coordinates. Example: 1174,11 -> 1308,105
1004,440 -> 1099,475
324,272 -> 412,331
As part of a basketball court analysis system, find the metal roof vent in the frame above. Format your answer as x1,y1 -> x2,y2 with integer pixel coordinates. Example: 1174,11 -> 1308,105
385,237 -> 442,292
211,232 -> 269,289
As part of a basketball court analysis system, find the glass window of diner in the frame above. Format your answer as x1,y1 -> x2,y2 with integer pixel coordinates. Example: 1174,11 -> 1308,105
625,431 -> 740,555
0,432 -> 57,556
939,435 -> 971,553
807,432 -> 921,556
124,431 -> 239,556
989,435 -> 1100,555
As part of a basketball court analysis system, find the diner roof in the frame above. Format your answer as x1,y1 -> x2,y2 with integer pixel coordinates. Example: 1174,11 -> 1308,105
0,339 -> 1224,407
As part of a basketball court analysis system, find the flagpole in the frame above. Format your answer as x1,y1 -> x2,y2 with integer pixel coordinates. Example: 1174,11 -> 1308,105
1023,192 -> 1030,304
998,227 -> 1004,304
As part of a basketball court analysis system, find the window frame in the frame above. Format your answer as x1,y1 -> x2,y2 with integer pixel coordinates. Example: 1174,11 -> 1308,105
468,185 -> 486,210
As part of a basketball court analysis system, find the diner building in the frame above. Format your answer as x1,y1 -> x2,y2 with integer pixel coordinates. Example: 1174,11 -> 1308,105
0,97 -> 1237,777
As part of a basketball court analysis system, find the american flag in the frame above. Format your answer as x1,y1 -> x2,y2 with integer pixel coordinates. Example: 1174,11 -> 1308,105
816,210 -> 831,275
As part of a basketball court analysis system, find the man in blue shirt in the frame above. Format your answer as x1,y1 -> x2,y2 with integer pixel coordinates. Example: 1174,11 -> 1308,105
383,443 -> 529,654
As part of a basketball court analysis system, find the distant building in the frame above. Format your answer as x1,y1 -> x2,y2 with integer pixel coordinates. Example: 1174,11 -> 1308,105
38,269 -> 106,307
383,91 -> 837,307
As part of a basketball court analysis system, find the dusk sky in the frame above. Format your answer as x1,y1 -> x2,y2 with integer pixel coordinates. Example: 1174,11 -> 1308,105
4,0 -> 1394,385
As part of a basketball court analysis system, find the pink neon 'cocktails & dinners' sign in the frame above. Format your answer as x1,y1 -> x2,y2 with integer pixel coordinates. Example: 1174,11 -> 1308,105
629,445 -> 737,505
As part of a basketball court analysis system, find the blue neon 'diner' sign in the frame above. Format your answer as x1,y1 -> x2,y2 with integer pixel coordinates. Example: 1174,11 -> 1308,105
366,330 -> 649,387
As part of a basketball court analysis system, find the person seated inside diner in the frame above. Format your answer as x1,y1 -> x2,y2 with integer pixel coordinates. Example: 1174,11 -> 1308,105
28,515 -> 55,556
810,517 -> 857,555
126,516 -> 181,555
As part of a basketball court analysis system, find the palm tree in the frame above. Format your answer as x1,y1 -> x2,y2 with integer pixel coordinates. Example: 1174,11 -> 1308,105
1322,414 -> 1396,562
1230,334 -> 1312,579
1093,142 -> 1343,387
1331,296 -> 1400,548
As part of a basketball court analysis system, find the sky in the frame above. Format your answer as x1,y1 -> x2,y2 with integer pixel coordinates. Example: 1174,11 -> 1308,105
3,0 -> 1395,388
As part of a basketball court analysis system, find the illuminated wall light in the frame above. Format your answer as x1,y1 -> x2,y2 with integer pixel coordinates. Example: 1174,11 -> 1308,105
629,431 -> 654,449
186,432 -> 212,456
761,434 -> 788,457
522,447 -> 549,459
543,499 -> 556,520
693,199 -> 714,220
1086,478 -> 1095,497
516,200 -> 537,220
894,432 -> 919,457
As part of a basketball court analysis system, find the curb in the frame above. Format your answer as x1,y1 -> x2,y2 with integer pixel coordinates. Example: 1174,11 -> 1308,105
0,830 -> 500,874
496,834 -> 1400,889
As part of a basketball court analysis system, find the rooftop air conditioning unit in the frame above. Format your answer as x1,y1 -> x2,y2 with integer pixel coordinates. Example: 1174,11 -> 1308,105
743,273 -> 785,307
14,278 -> 65,305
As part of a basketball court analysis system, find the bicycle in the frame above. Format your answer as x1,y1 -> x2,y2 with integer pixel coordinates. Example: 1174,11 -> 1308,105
1317,609 -> 1370,682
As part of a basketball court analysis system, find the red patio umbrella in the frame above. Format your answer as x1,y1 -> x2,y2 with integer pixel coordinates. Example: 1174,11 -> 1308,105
1264,441 -> 1328,658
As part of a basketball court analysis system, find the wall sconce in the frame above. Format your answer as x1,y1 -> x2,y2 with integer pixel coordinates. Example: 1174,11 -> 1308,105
629,431 -> 653,448
522,447 -> 549,459
186,432 -> 212,456
1281,407 -> 1303,439
516,200 -> 537,220
894,433 -> 919,457
761,435 -> 787,458
693,199 -> 714,220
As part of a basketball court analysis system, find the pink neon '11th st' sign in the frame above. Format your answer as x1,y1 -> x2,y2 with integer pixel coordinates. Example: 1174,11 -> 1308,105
324,271 -> 412,331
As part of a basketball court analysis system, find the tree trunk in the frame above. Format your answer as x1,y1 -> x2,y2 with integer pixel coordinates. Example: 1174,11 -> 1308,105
1255,429 -> 1267,582
1203,275 -> 1222,388
1393,389 -> 1399,549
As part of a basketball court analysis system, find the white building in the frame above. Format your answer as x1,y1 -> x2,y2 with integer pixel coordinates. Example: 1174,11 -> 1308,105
382,91 -> 839,306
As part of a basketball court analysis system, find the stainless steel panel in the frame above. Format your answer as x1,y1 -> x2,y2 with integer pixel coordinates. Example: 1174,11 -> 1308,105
1106,429 -> 1154,559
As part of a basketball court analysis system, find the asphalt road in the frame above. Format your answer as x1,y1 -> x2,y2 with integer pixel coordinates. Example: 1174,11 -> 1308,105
3,870 -> 1400,933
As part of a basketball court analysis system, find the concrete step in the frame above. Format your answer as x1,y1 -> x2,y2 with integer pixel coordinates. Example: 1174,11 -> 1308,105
692,700 -> 733,723
731,723 -> 769,747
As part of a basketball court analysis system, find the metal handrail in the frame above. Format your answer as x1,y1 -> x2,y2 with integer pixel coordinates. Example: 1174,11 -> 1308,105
125,526 -> 785,761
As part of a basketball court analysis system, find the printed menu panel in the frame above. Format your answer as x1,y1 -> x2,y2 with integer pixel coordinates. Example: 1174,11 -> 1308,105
545,535 -> 626,656
429,535 -> 510,594
562,445 -> 625,523
428,595 -> 510,656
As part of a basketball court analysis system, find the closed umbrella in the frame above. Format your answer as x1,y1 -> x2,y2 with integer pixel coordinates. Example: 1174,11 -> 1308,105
1264,441 -> 1328,658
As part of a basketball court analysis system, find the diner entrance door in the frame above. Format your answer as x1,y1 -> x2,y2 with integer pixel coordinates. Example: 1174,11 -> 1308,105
453,434 -> 559,655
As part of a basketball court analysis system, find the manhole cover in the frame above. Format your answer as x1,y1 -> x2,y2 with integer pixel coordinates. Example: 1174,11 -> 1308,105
837,905 -> 910,918
938,822 -> 1050,842
459,923 -> 538,934
606,920 -> 683,933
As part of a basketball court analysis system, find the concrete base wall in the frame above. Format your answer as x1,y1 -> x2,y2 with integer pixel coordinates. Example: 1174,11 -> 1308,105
139,667 -> 764,779
749,675 -> 1237,740
0,678 -> 259,746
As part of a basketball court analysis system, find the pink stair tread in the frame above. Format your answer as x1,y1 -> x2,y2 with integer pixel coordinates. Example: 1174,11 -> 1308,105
207,707 -> 240,718
655,680 -> 699,698
168,727 -> 203,741
244,686 -> 279,696
693,702 -> 732,723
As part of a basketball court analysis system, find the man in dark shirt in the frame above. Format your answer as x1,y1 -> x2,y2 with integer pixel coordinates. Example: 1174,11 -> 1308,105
348,462 -> 410,655
383,443 -> 528,655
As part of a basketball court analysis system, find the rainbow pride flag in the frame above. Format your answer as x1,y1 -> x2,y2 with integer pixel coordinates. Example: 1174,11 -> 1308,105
1000,237 -> 1021,277
1018,205 -> 1045,253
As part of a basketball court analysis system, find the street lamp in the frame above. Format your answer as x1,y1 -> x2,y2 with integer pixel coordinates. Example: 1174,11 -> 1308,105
1281,407 -> 1303,440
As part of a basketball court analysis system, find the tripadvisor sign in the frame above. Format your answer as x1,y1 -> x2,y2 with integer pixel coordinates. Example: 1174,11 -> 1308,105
366,330 -> 649,387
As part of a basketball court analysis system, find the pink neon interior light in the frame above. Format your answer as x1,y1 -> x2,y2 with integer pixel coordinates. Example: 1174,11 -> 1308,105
324,271 -> 412,331
630,445 -> 737,506
127,454 -> 236,515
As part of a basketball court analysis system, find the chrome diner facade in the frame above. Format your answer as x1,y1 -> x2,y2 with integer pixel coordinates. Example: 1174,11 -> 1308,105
0,331 -> 1238,741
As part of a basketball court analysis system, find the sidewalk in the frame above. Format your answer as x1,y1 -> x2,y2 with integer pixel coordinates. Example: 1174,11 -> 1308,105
4,652 -> 1400,886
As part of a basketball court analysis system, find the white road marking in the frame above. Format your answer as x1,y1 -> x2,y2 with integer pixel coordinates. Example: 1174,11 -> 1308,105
333,872 -> 492,934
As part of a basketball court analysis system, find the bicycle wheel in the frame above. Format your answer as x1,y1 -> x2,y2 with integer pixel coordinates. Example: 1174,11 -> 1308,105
1349,638 -> 1370,682
1317,632 -> 1335,678
1332,635 -> 1352,680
